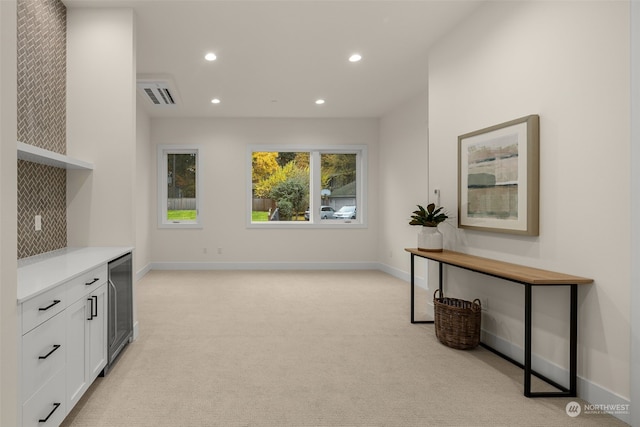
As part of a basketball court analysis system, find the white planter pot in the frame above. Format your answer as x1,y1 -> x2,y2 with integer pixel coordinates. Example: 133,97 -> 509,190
418,226 -> 443,252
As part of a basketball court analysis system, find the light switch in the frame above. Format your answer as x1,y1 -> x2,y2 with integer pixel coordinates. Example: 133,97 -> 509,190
35,215 -> 42,231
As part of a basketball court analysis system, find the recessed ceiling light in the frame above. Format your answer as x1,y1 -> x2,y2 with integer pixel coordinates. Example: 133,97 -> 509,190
205,52 -> 217,61
348,53 -> 362,62
315,99 -> 325,105
211,98 -> 221,104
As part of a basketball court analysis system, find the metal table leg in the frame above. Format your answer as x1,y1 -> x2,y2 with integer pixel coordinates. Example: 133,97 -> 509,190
524,284 -> 576,398
410,253 -> 433,324
411,253 -> 415,323
524,284 -> 532,397
569,283 -> 578,396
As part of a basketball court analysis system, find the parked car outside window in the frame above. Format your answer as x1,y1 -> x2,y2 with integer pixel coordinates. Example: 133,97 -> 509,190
334,205 -> 356,219
304,206 -> 336,220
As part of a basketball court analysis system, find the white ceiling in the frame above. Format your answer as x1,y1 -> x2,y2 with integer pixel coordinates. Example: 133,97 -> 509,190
63,1 -> 483,118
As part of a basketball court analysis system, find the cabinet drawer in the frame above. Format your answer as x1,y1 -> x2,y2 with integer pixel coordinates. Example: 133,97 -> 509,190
66,264 -> 107,303
22,368 -> 66,427
22,312 -> 66,403
22,285 -> 66,334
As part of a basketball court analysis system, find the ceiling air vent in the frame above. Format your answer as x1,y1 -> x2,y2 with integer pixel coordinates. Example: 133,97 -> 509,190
137,78 -> 180,107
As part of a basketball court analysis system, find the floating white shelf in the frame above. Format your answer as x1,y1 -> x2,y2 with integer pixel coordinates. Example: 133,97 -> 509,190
17,141 -> 94,170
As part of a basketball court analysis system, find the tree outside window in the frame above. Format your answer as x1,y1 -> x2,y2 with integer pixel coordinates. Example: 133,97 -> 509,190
250,147 -> 365,226
158,146 -> 200,228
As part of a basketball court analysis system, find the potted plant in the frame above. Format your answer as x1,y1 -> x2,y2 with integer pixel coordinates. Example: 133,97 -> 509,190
409,203 -> 448,251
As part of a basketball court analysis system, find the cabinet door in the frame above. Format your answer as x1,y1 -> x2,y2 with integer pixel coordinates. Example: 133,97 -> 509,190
88,284 -> 107,380
22,312 -> 65,404
22,369 -> 66,427
65,297 -> 89,410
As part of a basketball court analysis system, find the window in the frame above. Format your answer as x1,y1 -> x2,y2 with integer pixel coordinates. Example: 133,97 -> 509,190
249,146 -> 366,227
158,146 -> 201,228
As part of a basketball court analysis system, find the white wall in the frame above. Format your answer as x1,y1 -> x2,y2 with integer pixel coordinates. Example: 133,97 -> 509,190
150,118 -> 379,266
133,105 -> 151,340
0,2 -> 18,425
378,92 -> 431,284
630,1 -> 640,424
66,8 -> 136,249
428,0 -> 630,407
135,104 -> 152,278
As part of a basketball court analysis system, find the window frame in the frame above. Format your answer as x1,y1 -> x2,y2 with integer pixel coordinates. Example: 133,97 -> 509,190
247,145 -> 367,229
157,145 -> 202,229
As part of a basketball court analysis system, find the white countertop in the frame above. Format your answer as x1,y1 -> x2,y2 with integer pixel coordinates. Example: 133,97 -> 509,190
17,247 -> 133,303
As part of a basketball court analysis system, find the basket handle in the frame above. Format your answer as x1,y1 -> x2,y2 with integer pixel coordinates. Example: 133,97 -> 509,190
433,288 -> 443,300
472,298 -> 482,311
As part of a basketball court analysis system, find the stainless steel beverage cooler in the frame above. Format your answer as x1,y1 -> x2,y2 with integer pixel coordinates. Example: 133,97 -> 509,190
103,252 -> 133,375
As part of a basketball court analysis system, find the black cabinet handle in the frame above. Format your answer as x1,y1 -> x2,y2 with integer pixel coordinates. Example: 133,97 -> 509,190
38,300 -> 61,311
38,344 -> 61,360
85,277 -> 100,286
38,402 -> 60,423
91,295 -> 98,318
87,295 -> 98,320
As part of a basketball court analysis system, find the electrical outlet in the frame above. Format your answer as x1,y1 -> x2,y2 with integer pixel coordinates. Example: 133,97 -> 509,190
217,247 -> 223,255
203,248 -> 208,254
35,215 -> 42,231
480,297 -> 488,311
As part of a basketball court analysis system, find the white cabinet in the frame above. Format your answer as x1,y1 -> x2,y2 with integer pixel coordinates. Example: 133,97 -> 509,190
66,283 -> 107,409
19,259 -> 112,427
65,297 -> 88,409
22,370 -> 66,427
21,312 -> 66,404
88,285 -> 107,380
65,264 -> 107,410
20,288 -> 68,427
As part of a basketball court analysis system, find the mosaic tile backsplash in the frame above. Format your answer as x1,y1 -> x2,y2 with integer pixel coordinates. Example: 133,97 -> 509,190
17,161 -> 67,259
17,0 -> 66,153
17,0 -> 68,259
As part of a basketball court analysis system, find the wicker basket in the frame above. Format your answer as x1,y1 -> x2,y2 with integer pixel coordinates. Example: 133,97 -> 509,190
433,289 -> 481,350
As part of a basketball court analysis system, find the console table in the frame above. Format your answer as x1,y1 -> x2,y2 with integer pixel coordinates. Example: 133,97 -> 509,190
405,248 -> 593,398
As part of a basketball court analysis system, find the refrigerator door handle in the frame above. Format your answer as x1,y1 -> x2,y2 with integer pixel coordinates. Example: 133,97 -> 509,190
108,278 -> 118,347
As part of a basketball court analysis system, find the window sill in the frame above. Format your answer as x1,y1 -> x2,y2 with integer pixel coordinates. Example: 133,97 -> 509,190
247,221 -> 366,229
158,222 -> 203,229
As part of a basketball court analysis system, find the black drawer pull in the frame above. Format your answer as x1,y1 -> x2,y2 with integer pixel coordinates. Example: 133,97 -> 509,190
85,277 -> 100,286
38,344 -> 61,360
38,402 -> 60,423
38,300 -> 61,311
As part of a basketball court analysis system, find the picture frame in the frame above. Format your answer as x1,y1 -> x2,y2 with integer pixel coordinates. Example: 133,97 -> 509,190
458,115 -> 539,236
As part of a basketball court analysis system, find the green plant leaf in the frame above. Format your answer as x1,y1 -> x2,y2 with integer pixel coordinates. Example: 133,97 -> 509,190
409,202 -> 448,226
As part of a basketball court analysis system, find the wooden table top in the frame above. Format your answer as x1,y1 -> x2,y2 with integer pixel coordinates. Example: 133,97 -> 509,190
405,248 -> 593,285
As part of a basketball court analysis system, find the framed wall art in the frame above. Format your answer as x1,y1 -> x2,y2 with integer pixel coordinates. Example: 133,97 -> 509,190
458,115 -> 539,236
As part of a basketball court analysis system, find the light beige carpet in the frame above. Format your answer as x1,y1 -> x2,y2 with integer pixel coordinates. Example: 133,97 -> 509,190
61,270 -> 627,427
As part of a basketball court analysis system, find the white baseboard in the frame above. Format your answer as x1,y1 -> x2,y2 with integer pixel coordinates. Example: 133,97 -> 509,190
150,261 -> 380,271
481,330 -> 630,424
377,263 -> 410,282
132,320 -> 139,341
136,263 -> 152,281
378,262 -> 428,289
